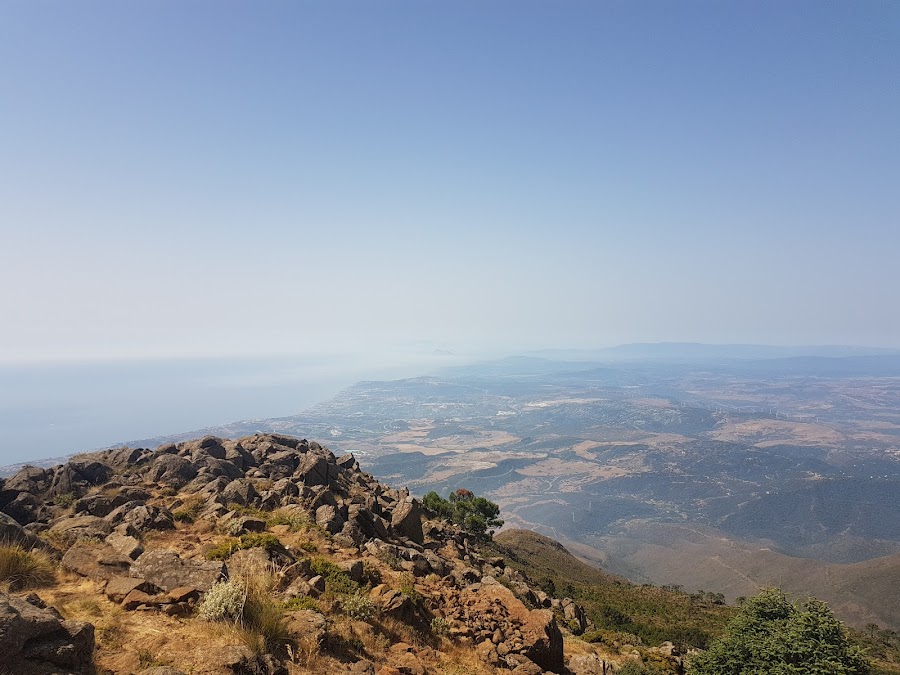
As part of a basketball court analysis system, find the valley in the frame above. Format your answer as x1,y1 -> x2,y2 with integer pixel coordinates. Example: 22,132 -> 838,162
120,353 -> 900,632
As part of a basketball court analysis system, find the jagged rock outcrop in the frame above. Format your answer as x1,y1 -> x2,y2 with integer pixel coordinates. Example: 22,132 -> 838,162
0,590 -> 95,674
2,432 -> 595,674
441,576 -> 564,673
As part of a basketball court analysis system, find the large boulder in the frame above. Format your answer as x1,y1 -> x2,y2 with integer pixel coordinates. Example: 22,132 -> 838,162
105,530 -> 145,560
48,515 -> 113,546
295,454 -> 332,487
61,542 -> 133,581
101,446 -> 150,471
0,512 -> 45,549
0,591 -> 95,674
48,462 -> 112,498
390,497 -> 424,545
2,492 -> 44,525
130,549 -> 226,592
315,504 -> 345,534
4,466 -> 52,495
221,479 -> 257,506
123,505 -> 176,532
147,454 -> 197,488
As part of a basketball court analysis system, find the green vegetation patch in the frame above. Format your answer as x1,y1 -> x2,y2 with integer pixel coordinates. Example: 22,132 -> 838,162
280,596 -> 321,612
491,530 -> 733,650
423,488 -> 503,539
205,533 -> 283,560
310,557 -> 360,595
690,589 -> 870,674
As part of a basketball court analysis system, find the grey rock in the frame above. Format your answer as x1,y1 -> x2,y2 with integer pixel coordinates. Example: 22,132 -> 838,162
2,492 -> 44,525
105,531 -> 144,559
130,549 -> 226,592
123,505 -> 175,532
391,497 -> 425,545
4,466 -> 52,495
61,542 -> 133,581
104,576 -> 161,603
315,504 -> 345,534
0,590 -> 94,673
147,454 -> 197,488
0,511 -> 44,549
49,515 -> 113,545
221,479 -> 257,506
295,454 -> 330,486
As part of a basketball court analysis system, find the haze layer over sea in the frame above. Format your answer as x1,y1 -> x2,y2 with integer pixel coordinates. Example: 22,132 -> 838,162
0,352 -> 453,466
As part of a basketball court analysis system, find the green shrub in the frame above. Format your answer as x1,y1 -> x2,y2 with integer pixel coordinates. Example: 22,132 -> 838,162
342,589 -> 376,620
205,533 -> 282,560
281,596 -> 321,612
310,557 -> 359,595
228,504 -> 268,519
309,556 -> 360,595
422,488 -> 503,539
398,572 -> 423,608
309,557 -> 343,578
618,663 -> 663,675
690,589 -> 870,675
267,509 -> 309,532
172,497 -> 205,523
431,616 -> 451,637
53,492 -> 76,508
0,545 -> 55,591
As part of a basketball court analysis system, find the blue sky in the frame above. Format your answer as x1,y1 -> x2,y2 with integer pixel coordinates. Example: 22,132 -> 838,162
1,1 -> 898,362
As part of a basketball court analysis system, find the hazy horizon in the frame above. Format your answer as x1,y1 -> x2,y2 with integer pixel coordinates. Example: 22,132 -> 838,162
3,340 -> 900,466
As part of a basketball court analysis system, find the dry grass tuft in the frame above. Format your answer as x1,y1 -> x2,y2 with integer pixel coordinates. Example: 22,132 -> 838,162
0,544 -> 56,591
436,643 -> 498,675
197,568 -> 294,656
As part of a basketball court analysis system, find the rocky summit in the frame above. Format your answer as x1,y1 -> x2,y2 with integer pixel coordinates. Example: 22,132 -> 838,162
0,433 -> 647,675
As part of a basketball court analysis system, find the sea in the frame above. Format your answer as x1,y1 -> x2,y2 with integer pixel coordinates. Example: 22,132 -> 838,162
0,353 -> 447,468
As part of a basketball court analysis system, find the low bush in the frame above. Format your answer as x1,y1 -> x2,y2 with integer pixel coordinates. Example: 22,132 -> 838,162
342,589 -> 376,620
281,596 -> 321,612
53,492 -> 76,508
310,557 -> 359,595
205,533 -> 282,560
431,616 -> 451,637
172,496 -> 205,523
267,509 -> 309,532
198,577 -> 293,656
197,580 -> 246,622
398,572 -> 424,608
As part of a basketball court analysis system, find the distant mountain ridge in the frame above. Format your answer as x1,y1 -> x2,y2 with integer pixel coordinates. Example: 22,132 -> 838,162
530,342 -> 900,362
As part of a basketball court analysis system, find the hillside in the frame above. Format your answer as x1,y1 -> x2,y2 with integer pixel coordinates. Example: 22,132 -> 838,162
492,530 -> 900,675
2,432 -> 895,674
1,433 -> 707,675
492,530 -> 735,650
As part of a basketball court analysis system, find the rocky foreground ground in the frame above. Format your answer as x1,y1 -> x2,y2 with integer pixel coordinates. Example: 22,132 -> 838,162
0,433 -> 684,674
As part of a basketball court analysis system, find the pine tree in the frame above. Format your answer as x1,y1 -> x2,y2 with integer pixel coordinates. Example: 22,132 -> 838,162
690,589 -> 870,675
